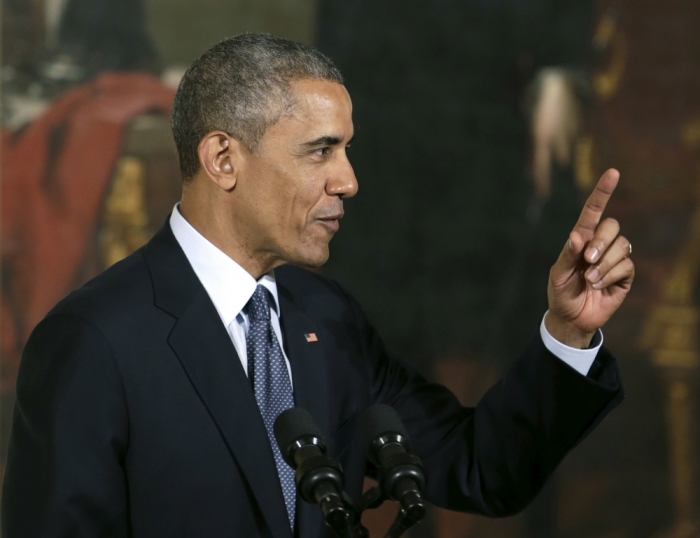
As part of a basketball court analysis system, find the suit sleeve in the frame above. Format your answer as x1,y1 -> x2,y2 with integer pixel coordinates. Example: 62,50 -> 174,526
2,313 -> 130,537
335,283 -> 623,517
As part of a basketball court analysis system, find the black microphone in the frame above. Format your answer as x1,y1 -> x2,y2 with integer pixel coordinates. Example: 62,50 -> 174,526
359,404 -> 427,530
273,408 -> 357,535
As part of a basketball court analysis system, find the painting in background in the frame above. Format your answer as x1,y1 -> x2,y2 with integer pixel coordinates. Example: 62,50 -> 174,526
2,0 -> 176,481
580,1 -> 700,536
2,0 -> 700,536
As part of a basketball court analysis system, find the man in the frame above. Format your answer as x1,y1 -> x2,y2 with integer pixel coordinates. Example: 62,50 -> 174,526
3,34 -> 633,537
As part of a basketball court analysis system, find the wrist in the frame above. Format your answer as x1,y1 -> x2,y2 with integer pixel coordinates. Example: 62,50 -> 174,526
544,312 -> 596,349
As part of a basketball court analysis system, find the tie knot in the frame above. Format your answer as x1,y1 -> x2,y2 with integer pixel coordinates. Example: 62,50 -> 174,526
245,284 -> 272,321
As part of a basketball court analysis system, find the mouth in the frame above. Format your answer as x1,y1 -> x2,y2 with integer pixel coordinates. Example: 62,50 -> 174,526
315,212 -> 344,233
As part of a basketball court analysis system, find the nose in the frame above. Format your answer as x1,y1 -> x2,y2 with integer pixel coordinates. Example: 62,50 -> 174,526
326,154 -> 358,199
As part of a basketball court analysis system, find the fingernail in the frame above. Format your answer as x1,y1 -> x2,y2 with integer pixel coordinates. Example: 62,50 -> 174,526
592,280 -> 604,289
568,238 -> 573,250
586,267 -> 600,283
586,247 -> 599,262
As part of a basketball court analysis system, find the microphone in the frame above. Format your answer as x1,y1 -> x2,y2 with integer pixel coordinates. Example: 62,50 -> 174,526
274,408 -> 365,537
359,404 -> 427,533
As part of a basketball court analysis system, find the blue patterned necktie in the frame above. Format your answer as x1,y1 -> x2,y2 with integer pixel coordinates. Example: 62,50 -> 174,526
245,284 -> 296,528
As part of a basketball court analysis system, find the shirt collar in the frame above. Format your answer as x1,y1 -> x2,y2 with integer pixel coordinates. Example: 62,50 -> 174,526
169,204 -> 280,327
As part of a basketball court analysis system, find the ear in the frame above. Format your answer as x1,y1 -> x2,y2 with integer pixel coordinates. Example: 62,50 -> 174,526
197,131 -> 247,191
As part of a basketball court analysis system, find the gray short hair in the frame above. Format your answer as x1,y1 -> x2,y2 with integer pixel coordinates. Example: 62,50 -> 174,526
171,33 -> 344,180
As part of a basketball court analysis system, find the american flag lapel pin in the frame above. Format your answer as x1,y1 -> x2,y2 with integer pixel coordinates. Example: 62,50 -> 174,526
304,333 -> 318,343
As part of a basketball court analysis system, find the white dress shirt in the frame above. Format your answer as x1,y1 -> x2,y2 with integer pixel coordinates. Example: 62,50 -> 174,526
170,204 -> 601,380
170,205 -> 293,386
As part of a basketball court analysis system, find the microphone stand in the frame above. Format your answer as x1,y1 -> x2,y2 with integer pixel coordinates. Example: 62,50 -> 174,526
275,406 -> 425,538
384,503 -> 426,538
294,443 -> 426,538
309,462 -> 425,538
353,481 -> 426,538
294,451 -> 369,538
321,490 -> 368,538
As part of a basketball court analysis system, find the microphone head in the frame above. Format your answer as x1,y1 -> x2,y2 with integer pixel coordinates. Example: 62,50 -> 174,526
273,407 -> 325,465
359,404 -> 410,463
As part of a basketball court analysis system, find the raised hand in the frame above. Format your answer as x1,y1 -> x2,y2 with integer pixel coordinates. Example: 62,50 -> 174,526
545,168 -> 634,348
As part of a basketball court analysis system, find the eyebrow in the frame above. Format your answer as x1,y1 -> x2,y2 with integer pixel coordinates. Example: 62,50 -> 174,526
300,135 -> 355,148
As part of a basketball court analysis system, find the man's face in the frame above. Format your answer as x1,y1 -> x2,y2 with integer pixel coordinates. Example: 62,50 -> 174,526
234,79 -> 357,269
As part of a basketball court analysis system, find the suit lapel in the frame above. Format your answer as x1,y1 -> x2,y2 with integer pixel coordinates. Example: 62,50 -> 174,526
277,281 -> 330,538
145,223 -> 293,538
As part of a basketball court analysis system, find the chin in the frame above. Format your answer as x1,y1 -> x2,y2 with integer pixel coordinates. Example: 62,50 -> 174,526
290,244 -> 330,269
303,252 -> 330,269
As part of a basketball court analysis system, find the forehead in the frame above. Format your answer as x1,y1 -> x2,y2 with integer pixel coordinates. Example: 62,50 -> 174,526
289,79 -> 352,118
263,79 -> 353,144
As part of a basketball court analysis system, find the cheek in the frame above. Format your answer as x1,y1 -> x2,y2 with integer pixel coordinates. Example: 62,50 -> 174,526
257,158 -> 327,237
290,174 -> 326,225
255,166 -> 300,227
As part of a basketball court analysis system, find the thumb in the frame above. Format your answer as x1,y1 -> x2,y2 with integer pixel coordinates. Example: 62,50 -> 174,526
552,230 -> 585,280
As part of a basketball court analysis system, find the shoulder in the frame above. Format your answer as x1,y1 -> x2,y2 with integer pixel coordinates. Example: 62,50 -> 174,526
275,264 -> 363,320
17,252 -> 150,401
46,246 -> 153,329
275,264 -> 343,297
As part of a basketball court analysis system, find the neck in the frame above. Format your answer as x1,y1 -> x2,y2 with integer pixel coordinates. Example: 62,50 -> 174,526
179,183 -> 282,280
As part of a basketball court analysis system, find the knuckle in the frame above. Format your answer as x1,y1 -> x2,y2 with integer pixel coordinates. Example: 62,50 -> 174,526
616,258 -> 634,278
617,237 -> 631,256
605,217 -> 620,230
586,202 -> 604,213
593,236 -> 608,249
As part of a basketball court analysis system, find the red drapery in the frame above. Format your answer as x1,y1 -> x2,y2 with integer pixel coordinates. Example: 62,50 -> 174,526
1,72 -> 176,387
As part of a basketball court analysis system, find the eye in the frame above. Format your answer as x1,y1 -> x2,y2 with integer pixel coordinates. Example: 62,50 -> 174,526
313,147 -> 331,157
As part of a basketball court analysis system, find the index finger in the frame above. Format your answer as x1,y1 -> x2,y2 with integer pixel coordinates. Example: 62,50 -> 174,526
574,168 -> 620,236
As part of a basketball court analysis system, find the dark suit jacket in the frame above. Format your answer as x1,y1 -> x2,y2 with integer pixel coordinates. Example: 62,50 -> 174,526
2,222 -> 623,537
